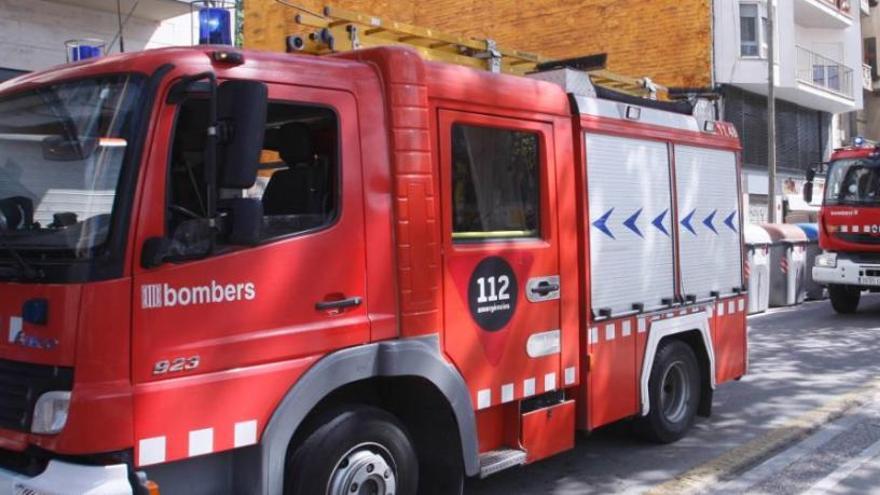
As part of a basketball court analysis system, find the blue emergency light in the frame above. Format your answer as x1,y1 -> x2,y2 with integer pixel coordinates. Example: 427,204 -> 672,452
65,39 -> 105,62
198,6 -> 232,45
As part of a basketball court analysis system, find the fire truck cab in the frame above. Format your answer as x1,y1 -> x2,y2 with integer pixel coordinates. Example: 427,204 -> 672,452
0,46 -> 746,495
807,145 -> 880,313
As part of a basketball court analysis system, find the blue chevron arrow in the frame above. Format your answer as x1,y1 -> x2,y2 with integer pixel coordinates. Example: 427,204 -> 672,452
681,209 -> 697,235
652,209 -> 670,237
724,211 -> 738,233
593,208 -> 615,239
623,208 -> 643,238
703,210 -> 718,235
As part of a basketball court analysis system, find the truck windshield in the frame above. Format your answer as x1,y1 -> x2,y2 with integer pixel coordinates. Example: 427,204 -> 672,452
824,157 -> 880,206
0,74 -> 142,257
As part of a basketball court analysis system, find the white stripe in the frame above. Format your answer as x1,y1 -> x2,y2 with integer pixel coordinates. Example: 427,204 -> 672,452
728,301 -> 735,314
477,389 -> 491,409
234,420 -> 258,448
138,436 -> 166,466
605,323 -> 616,341
854,225 -> 861,233
707,306 -> 714,318
189,427 -> 214,457
589,327 -> 599,345
718,304 -> 725,316
544,372 -> 557,392
501,383 -> 514,403
865,225 -> 871,232
7,317 -> 21,344
523,378 -> 536,397
564,366 -> 576,385
622,320 -> 632,337
738,299 -> 745,312
841,225 -> 849,233
637,318 -> 647,333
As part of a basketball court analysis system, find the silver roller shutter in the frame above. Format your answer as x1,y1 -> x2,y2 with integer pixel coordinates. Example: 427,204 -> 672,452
586,133 -> 676,316
674,145 -> 742,300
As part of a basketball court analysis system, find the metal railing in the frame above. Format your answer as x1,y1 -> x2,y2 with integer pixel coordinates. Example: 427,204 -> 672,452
864,63 -> 873,91
795,45 -> 854,98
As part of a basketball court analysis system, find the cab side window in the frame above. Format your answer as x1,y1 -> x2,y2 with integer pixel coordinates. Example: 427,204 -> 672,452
451,124 -> 540,241
167,99 -> 339,244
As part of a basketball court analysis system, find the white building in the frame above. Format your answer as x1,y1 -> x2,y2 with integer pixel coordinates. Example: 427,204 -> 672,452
714,0 -> 867,223
0,0 -> 206,81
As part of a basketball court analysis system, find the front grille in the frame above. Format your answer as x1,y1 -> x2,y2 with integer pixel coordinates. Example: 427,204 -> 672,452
0,359 -> 72,433
835,233 -> 880,244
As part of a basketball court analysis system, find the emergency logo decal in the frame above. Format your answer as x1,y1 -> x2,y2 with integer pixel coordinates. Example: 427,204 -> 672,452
468,256 -> 518,332
592,207 -> 678,239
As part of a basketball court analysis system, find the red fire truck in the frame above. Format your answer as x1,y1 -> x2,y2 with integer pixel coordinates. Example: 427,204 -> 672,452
0,42 -> 747,494
807,144 -> 880,313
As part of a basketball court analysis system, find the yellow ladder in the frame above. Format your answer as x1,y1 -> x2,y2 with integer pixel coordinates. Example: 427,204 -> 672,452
282,4 -> 667,99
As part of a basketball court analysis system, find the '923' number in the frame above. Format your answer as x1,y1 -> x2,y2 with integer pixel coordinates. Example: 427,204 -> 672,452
153,356 -> 200,375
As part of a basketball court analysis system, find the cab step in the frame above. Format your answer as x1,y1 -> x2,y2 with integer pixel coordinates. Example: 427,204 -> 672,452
478,448 -> 527,478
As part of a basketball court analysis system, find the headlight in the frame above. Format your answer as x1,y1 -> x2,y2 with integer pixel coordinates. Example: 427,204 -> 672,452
31,391 -> 71,434
815,253 -> 838,268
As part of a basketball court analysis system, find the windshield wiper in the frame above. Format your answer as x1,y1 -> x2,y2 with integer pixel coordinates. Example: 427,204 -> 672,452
0,240 -> 41,280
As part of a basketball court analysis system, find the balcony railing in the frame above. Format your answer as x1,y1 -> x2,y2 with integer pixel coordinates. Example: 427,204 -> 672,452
795,45 -> 854,98
824,0 -> 853,15
864,63 -> 873,91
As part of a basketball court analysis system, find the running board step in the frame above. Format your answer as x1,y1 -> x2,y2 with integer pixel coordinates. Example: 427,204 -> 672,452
479,448 -> 527,478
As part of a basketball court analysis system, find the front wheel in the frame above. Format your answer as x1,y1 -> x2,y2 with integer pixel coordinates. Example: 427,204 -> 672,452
636,340 -> 701,444
829,284 -> 860,314
286,406 -> 419,495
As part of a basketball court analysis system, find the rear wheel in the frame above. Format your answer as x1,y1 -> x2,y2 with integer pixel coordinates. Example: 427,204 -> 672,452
636,340 -> 701,444
286,406 -> 418,495
829,284 -> 860,314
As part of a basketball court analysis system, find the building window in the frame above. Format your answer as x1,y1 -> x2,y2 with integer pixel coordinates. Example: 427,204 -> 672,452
740,3 -> 760,57
451,124 -> 540,241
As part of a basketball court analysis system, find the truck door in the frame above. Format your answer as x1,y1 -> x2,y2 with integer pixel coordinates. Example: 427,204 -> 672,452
129,82 -> 369,467
438,110 -> 563,418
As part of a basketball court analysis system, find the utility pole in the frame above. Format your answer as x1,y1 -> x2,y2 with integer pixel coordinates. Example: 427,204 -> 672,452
767,0 -> 777,223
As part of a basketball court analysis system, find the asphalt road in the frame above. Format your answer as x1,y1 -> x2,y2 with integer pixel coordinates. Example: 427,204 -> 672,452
465,294 -> 880,494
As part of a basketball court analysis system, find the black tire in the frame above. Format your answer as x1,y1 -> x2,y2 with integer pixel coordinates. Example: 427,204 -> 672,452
829,284 -> 860,314
285,406 -> 419,495
636,340 -> 701,444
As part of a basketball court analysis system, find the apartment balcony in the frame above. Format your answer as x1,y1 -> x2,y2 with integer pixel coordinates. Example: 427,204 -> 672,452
794,0 -> 853,28
864,63 -> 874,91
796,46 -> 854,98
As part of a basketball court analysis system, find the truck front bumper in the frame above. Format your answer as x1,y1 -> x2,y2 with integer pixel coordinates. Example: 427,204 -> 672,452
813,256 -> 880,287
0,460 -> 132,495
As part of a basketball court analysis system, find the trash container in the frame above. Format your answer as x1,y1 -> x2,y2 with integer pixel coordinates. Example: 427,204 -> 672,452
744,225 -> 772,314
796,223 -> 826,301
761,224 -> 808,307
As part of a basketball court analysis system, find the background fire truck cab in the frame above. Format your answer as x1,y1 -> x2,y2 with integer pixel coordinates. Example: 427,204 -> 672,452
806,144 -> 880,314
0,43 -> 747,495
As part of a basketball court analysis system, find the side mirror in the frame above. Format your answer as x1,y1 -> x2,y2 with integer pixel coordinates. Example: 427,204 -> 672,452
219,198 -> 263,245
141,219 -> 213,268
217,80 -> 268,189
803,181 -> 814,204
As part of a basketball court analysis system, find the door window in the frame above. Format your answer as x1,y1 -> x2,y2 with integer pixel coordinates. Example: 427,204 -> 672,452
167,99 -> 339,244
451,124 -> 540,241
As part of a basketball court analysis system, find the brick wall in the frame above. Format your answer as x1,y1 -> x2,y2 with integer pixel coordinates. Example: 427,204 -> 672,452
244,0 -> 713,88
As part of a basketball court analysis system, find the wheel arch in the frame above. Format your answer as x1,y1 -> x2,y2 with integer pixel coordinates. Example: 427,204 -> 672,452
639,312 -> 716,417
257,335 -> 479,495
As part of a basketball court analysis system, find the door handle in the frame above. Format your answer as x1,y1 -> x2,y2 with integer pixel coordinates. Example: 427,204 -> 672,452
530,283 -> 560,296
526,275 -> 561,302
315,296 -> 363,311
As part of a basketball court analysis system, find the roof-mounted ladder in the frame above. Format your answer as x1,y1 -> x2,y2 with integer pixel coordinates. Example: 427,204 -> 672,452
281,4 -> 668,99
